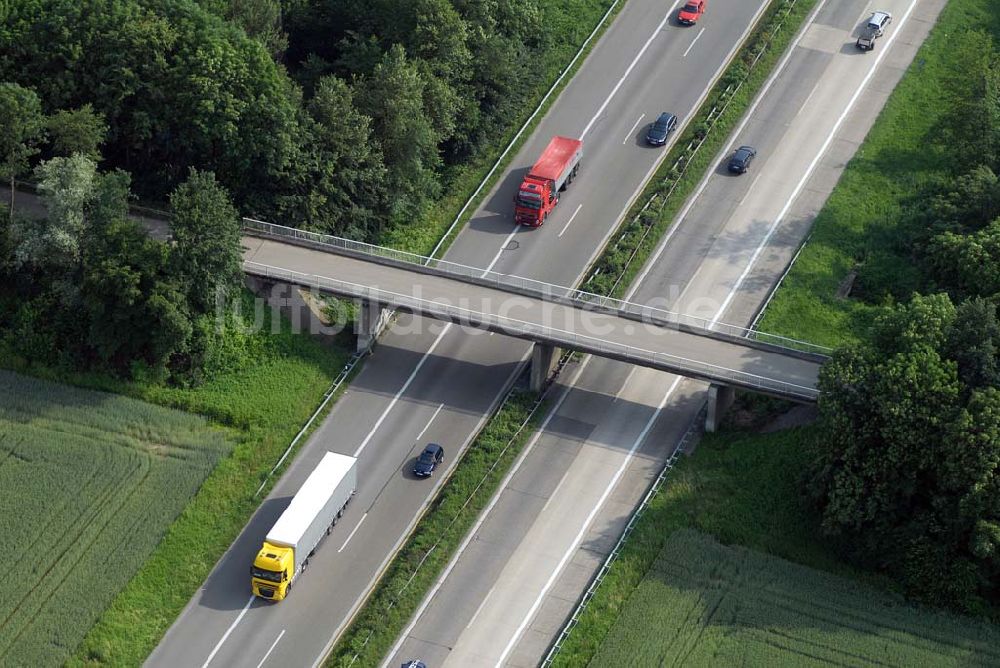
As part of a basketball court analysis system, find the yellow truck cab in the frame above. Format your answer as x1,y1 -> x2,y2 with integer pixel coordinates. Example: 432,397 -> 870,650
251,452 -> 357,601
251,542 -> 294,600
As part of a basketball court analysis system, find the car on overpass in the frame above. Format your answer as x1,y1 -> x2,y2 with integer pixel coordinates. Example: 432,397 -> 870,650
677,0 -> 705,25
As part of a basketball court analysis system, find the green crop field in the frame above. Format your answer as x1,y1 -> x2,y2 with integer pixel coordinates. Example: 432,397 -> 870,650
591,529 -> 1000,667
0,370 -> 231,667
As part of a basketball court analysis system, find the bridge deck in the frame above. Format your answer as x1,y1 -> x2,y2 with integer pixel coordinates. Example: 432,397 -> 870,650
242,235 -> 821,401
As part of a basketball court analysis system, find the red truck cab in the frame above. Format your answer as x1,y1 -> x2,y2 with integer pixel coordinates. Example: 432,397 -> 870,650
514,136 -> 583,226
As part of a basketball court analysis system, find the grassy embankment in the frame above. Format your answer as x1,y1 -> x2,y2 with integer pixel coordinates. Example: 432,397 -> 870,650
552,0 -> 1000,665
0,371 -> 232,668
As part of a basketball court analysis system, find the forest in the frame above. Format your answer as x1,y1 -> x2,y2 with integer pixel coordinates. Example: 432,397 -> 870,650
0,0 -> 578,382
1,0 -> 549,240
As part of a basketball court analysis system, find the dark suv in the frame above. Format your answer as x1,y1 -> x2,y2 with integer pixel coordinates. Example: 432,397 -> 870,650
412,443 -> 444,478
727,145 -> 756,174
646,112 -> 678,146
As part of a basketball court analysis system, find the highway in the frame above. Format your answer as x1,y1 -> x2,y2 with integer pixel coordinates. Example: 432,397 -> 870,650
146,0 -> 775,666
383,0 -> 946,666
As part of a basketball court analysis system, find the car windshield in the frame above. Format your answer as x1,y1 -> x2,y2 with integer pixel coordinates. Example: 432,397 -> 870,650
516,192 -> 542,209
419,450 -> 435,463
683,3 -> 698,11
251,567 -> 282,582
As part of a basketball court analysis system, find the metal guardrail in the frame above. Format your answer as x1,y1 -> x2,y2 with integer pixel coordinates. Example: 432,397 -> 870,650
244,261 -> 819,401
242,219 -> 831,357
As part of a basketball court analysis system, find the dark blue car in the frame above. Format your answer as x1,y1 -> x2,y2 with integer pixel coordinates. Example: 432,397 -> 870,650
646,112 -> 678,146
413,443 -> 444,478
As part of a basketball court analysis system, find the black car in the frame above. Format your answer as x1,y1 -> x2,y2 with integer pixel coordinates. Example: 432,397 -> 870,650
402,661 -> 427,668
727,145 -> 756,174
645,112 -> 678,146
412,443 -> 444,477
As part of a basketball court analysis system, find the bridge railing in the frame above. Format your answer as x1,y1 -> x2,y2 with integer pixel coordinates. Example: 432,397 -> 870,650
244,261 -> 820,401
242,219 -> 831,357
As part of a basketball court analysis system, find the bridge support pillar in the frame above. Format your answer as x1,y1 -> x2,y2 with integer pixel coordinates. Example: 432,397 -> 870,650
705,384 -> 735,433
356,299 -> 389,353
530,344 -> 560,392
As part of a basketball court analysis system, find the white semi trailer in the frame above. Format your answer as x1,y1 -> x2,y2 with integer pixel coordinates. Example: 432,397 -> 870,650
251,451 -> 357,600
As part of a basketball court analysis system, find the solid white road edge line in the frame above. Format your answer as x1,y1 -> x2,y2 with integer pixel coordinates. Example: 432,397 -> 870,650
559,204 -> 584,237
622,113 -> 645,144
416,403 -> 445,441
339,513 -> 368,553
379,356 -> 595,668
709,0 -> 920,327
683,27 -> 706,58
353,324 -> 452,458
255,629 -> 286,668
494,376 -> 684,667
581,2 -> 681,139
628,0 -> 832,299
201,595 -> 254,668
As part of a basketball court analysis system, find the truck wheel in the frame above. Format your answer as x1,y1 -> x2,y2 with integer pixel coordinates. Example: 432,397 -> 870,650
337,508 -> 343,518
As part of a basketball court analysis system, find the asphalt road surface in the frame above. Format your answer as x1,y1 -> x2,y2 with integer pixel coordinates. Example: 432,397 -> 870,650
383,0 -> 946,666
147,1 -> 775,666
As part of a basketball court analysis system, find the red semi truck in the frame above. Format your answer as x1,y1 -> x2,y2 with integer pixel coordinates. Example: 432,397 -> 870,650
514,136 -> 583,226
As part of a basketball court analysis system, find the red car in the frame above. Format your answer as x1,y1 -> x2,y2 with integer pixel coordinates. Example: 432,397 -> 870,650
678,0 -> 705,25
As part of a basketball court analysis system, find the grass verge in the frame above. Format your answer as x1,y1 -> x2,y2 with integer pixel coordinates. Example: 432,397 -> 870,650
0,290 -> 355,666
584,0 -> 818,300
592,528 -> 1000,665
381,0 -> 623,256
326,387 -> 549,666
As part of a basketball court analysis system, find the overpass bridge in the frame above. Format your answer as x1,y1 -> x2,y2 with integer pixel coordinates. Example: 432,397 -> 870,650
241,220 -> 829,421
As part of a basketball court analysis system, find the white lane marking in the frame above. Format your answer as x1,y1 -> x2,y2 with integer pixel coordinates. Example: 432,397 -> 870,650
495,377 -> 683,666
797,80 -> 821,117
581,3 -> 680,139
339,513 -> 368,553
738,174 -> 761,207
682,27 -> 706,58
627,0 -> 832,300
255,629 -> 285,668
201,595 -> 254,668
482,224 -> 520,276
416,403 -> 445,441
379,357 -> 595,668
709,0 -> 919,327
467,586 -> 495,629
353,323 -> 452,457
622,113 -> 646,144
559,204 -> 584,237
